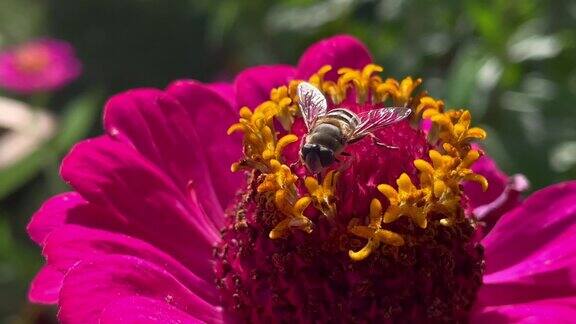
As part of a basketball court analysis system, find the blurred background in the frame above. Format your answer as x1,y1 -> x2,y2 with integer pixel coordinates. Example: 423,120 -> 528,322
0,0 -> 574,322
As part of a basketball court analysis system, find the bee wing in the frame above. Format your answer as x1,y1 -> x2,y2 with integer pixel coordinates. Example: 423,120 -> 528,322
350,107 -> 412,141
297,81 -> 327,130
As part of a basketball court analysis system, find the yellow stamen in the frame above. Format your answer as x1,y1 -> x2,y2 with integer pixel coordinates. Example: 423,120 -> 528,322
305,170 -> 339,218
308,65 -> 347,104
269,86 -> 299,130
374,77 -> 422,105
337,64 -> 384,103
423,109 -> 487,157
275,134 -> 299,160
269,196 -> 313,239
228,99 -> 299,172
257,160 -> 296,193
415,96 -> 444,119
308,65 -> 332,89
348,199 -> 405,261
378,174 -> 431,228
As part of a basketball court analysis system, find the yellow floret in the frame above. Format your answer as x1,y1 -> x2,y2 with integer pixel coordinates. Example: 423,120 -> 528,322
374,76 -> 422,105
337,64 -> 384,103
423,109 -> 487,157
269,195 -> 313,239
304,170 -> 339,218
348,199 -> 405,261
377,173 -> 432,228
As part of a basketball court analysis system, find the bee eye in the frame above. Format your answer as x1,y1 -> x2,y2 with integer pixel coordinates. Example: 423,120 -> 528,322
301,144 -> 318,157
318,147 -> 335,167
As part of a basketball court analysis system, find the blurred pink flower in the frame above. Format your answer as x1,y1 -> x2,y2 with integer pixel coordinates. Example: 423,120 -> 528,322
0,38 -> 81,94
27,35 -> 576,323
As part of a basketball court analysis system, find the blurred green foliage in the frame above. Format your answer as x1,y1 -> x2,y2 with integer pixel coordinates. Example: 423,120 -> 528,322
0,0 -> 574,322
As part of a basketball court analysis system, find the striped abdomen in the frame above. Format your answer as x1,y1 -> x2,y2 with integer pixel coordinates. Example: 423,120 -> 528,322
305,108 -> 359,155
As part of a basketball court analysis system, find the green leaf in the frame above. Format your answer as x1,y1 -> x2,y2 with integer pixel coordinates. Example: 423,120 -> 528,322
444,46 -> 485,108
53,89 -> 103,151
0,147 -> 52,200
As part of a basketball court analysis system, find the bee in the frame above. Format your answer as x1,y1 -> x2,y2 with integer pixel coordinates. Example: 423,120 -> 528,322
297,81 -> 412,173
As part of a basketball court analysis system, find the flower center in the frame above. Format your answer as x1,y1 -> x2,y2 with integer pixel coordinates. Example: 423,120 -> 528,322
13,44 -> 50,74
216,64 -> 487,322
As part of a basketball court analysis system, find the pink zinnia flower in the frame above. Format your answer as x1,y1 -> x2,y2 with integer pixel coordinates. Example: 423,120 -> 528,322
28,35 -> 576,323
0,38 -> 81,94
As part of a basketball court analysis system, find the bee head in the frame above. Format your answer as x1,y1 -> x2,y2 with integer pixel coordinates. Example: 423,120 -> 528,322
301,143 -> 335,173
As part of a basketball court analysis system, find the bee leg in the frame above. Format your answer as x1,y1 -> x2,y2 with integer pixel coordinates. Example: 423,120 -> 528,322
369,133 -> 398,149
340,152 -> 351,157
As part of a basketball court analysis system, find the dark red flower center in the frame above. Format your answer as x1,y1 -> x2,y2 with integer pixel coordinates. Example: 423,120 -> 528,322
215,190 -> 483,322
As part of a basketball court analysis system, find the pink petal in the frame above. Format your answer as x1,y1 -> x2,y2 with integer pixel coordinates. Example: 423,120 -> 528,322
166,80 -> 244,208
233,65 -> 296,109
28,265 -> 63,304
296,34 -> 372,80
464,153 -> 528,229
100,296 -> 206,324
27,192 -> 82,246
472,174 -> 529,230
60,136 -> 218,280
466,155 -> 509,208
472,297 -> 576,323
103,89 -> 226,228
206,82 -> 235,108
478,181 -> 576,306
43,224 -> 218,305
27,194 -> 129,304
59,255 -> 222,323
27,192 -> 124,247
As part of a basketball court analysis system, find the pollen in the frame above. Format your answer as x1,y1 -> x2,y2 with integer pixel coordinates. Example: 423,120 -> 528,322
257,159 -> 297,193
227,102 -> 298,172
415,96 -> 445,119
374,76 -> 422,105
269,195 -> 313,239
415,148 -> 489,198
308,65 -> 347,104
304,170 -> 339,218
348,198 -> 405,261
305,64 -> 423,106
255,159 -> 314,238
378,173 -> 432,228
337,64 -> 383,103
270,85 -> 299,131
424,109 -> 487,156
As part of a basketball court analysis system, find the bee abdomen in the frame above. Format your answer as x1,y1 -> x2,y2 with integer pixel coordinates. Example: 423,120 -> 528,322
324,108 -> 360,128
308,124 -> 345,151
